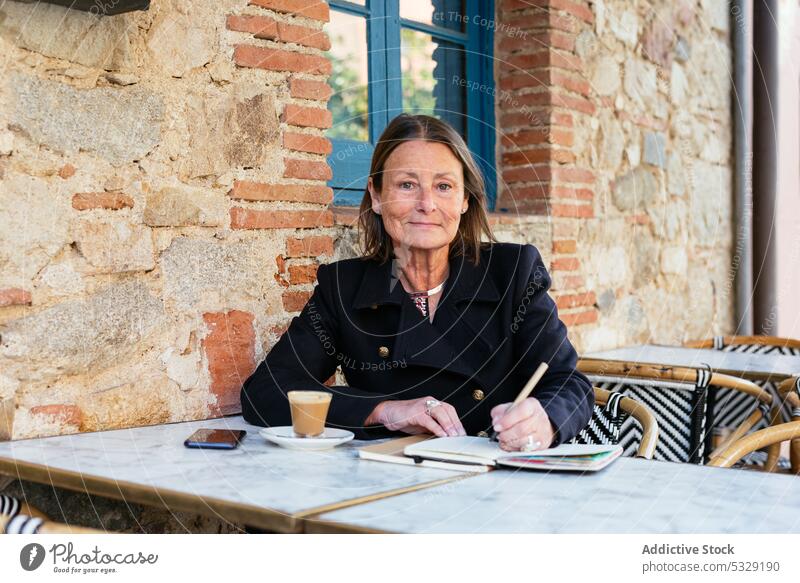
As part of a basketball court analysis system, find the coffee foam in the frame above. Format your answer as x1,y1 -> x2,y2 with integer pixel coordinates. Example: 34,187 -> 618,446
288,391 -> 331,404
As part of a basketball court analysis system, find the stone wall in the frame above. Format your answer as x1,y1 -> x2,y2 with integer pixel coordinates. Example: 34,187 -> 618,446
0,0 -> 337,440
493,0 -> 735,352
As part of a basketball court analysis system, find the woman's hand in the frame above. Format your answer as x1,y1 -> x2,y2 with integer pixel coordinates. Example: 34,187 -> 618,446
366,397 -> 466,437
490,397 -> 555,452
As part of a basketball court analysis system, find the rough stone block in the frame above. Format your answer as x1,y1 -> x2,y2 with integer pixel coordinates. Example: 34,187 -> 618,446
642,18 -> 674,68
78,374 -> 181,432
670,61 -> 688,105
181,85 -> 280,178
632,232 -> 659,287
609,9 -> 637,47
11,73 -> 163,166
144,186 -> 226,227
667,151 -> 686,196
147,10 -> 216,78
596,111 -> 624,171
643,132 -> 666,168
691,162 -> 731,246
586,245 -> 628,287
590,55 -> 620,96
0,174 -> 71,289
660,246 -> 688,275
72,219 -> 155,274
0,280 -> 166,382
160,237 -> 275,311
623,59 -> 657,109
648,198 -> 686,241
0,2 -> 135,70
674,36 -> 690,62
612,166 -> 658,212
701,0 -> 730,32
0,130 -> 13,156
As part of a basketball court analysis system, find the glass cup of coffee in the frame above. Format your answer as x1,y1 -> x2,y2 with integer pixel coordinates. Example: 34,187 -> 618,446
287,391 -> 332,437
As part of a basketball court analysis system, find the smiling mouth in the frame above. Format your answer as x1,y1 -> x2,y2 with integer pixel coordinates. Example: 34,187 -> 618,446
409,222 -> 439,226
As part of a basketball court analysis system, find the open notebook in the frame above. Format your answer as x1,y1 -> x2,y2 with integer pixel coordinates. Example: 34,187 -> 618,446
359,435 -> 622,472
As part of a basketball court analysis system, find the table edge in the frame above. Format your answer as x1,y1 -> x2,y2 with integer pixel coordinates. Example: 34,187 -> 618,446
0,456 -> 298,533
0,454 -> 473,534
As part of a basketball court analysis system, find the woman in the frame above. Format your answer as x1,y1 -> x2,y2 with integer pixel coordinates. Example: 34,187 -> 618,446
241,114 -> 593,451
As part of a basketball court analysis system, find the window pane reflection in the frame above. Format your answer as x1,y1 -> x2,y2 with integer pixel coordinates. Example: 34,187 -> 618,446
400,0 -> 465,32
326,10 -> 369,141
401,28 -> 466,136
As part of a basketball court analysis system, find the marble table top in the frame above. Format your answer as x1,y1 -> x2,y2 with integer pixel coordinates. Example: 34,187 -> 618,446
309,457 -> 800,534
0,417 -> 465,532
585,344 -> 800,380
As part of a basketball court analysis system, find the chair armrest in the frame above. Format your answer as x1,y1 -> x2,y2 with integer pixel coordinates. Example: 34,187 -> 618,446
708,421 -> 800,469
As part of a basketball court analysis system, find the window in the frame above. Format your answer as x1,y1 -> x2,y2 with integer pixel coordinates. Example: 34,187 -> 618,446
326,0 -> 497,207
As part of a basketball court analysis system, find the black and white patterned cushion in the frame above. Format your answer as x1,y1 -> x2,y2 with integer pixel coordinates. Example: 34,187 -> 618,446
712,335 -> 800,356
4,514 -> 43,534
709,336 -> 798,430
0,495 -> 21,518
572,392 -> 626,448
584,369 -> 713,464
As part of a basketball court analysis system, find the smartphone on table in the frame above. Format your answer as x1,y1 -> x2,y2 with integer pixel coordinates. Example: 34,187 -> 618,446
184,428 -> 247,450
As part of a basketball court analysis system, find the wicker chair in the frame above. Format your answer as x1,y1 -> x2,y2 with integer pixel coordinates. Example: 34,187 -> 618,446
571,387 -> 658,459
0,494 -> 48,520
685,335 -> 800,355
774,377 -> 800,473
578,359 -> 771,465
1,513 -> 107,534
709,420 -> 800,471
685,335 -> 800,468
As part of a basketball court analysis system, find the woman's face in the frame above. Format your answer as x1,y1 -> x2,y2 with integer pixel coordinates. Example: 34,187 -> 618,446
368,140 -> 468,255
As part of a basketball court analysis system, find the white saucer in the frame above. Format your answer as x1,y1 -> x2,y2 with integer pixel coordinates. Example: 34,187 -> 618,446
259,427 -> 354,451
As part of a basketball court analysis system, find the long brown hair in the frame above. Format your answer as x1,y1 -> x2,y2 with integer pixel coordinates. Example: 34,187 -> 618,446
358,114 -> 496,264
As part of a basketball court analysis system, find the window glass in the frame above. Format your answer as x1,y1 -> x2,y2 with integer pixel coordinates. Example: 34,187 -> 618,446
326,10 -> 369,141
400,0 -> 465,32
400,28 -> 466,136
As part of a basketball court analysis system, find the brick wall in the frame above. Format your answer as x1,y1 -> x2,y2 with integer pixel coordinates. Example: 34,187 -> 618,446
492,0 -> 735,351
494,0 -> 598,331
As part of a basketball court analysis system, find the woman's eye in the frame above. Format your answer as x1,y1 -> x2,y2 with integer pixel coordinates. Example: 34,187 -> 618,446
437,183 -> 452,192
399,181 -> 415,190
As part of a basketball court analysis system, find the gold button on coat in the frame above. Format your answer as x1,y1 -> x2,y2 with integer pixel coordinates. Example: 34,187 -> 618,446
378,346 -> 390,358
477,431 -> 489,438
472,389 -> 485,401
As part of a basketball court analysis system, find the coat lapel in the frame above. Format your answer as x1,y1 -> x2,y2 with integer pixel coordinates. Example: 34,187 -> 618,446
351,251 -> 504,385
351,258 -> 401,309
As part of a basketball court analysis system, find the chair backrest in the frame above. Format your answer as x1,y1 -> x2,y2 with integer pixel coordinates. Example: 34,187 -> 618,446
578,359 -> 771,464
685,335 -> 800,355
571,387 -> 658,459
686,336 -> 798,428
776,377 -> 800,473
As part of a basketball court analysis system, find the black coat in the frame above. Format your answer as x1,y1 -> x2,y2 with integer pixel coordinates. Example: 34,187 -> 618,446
241,242 -> 593,444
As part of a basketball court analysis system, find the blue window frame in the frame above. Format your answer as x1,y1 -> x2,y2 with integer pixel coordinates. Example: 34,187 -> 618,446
326,0 -> 497,207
